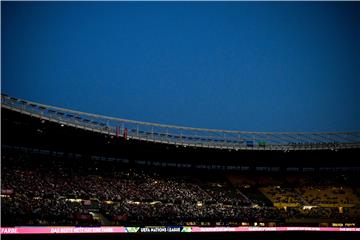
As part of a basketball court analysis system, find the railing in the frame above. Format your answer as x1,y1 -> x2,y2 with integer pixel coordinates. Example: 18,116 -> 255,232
2,94 -> 360,151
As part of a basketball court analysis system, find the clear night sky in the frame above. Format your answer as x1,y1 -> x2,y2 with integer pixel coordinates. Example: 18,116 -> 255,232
2,2 -> 359,132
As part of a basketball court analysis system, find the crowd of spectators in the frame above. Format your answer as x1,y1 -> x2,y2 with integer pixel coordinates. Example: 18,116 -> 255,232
260,186 -> 307,205
297,186 -> 359,205
1,154 -> 360,226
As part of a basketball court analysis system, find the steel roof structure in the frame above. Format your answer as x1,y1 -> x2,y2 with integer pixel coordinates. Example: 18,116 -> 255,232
2,94 -> 360,151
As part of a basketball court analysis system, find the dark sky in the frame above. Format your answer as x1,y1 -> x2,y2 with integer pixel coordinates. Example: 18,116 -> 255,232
2,2 -> 359,132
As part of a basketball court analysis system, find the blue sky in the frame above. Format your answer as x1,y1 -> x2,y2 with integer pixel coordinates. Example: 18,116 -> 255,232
2,2 -> 359,132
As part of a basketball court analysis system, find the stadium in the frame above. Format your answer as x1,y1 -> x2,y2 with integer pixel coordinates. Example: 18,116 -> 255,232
1,94 -> 360,239
2,2 -> 360,240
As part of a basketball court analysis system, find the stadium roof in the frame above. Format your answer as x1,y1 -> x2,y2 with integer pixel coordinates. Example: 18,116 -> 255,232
2,94 -> 360,151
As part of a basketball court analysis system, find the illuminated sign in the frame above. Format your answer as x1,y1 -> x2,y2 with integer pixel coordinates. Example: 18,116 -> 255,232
1,226 -> 360,234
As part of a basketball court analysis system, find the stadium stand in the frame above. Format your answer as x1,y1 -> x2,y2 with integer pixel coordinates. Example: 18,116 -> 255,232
1,95 -> 360,229
2,151 -> 360,227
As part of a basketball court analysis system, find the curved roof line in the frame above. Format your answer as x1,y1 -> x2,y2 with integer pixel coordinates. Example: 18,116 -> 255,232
1,94 -> 356,135
2,94 -> 360,150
